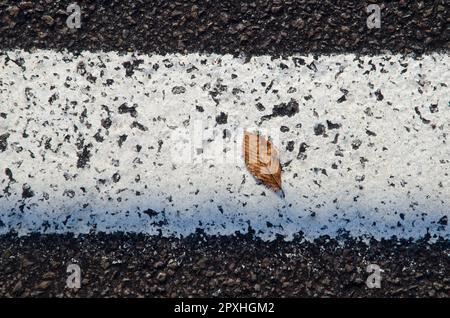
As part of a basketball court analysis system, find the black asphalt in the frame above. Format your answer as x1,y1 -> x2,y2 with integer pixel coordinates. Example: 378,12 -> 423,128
0,0 -> 448,55
1,233 -> 449,297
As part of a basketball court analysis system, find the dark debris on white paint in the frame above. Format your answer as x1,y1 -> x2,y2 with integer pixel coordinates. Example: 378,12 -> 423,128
0,50 -> 449,240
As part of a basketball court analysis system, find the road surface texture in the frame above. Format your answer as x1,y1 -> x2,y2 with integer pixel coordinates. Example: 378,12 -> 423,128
0,233 -> 449,297
0,0 -> 449,297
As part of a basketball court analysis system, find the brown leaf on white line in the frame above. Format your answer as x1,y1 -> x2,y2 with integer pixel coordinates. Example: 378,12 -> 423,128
243,130 -> 283,194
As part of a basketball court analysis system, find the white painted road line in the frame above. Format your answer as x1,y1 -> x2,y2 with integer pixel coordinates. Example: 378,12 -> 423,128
0,50 -> 449,240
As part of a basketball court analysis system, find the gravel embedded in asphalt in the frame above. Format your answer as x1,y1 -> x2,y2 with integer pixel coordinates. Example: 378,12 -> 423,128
0,233 -> 449,297
0,0 -> 448,55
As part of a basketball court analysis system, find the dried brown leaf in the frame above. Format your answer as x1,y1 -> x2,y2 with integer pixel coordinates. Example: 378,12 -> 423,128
243,130 -> 283,194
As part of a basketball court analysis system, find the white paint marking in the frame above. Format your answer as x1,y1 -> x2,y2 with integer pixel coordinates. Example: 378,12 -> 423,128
0,50 -> 449,240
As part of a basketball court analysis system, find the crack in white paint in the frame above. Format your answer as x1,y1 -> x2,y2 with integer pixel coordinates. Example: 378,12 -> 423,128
0,50 -> 449,240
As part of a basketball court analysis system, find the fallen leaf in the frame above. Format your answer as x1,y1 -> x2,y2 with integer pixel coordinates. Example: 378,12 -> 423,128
243,130 -> 283,194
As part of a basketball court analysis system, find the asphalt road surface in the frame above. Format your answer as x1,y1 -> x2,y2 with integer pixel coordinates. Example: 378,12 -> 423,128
0,0 -> 449,297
